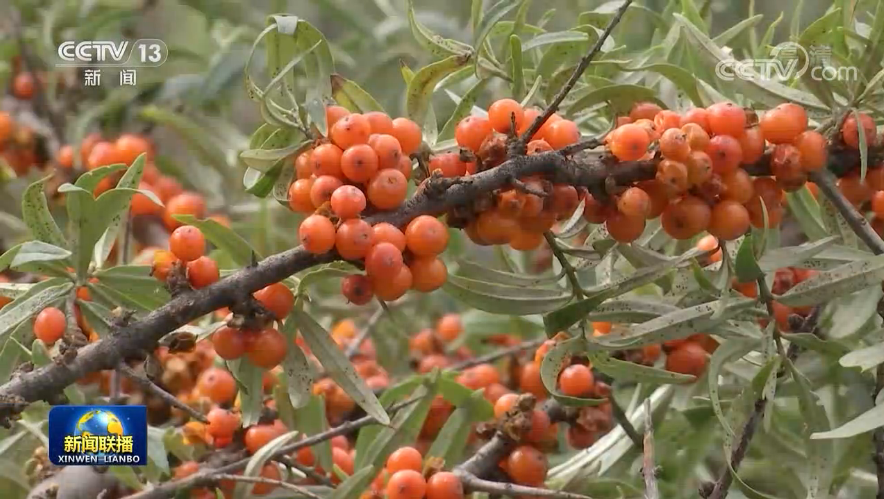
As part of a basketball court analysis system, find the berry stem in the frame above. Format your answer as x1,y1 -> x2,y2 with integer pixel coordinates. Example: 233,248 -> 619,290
116,363 -> 208,423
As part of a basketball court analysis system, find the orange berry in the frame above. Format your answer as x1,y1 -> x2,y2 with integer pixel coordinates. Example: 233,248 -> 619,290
12,72 -> 35,99
295,150 -> 313,179
661,195 -> 711,240
244,422 -> 286,454
720,169 -> 754,204
517,108 -> 541,138
342,274 -> 373,305
488,99 -> 525,134
34,307 -> 66,345
115,134 -> 152,165
680,108 -> 711,133
510,229 -> 545,251
130,182 -> 162,217
365,242 -> 404,279
246,328 -> 288,369
391,118 -> 423,155
163,192 -> 206,231
838,174 -> 873,206
550,184 -> 579,218
174,461 -> 200,479
288,178 -> 316,213
617,187 -> 651,219
426,472 -> 464,499
212,326 -> 247,360
367,168 -> 408,210
609,123 -> 650,161
197,366 -> 237,404
455,116 -> 493,153
299,214 -> 336,254
629,102 -> 663,121
186,256 -> 219,289
365,111 -> 394,135
253,283 -> 294,320
310,175 -> 344,209
708,200 -> 750,241
169,225 -> 205,262
656,159 -> 689,193
373,265 -> 413,301
507,445 -> 548,486
341,144 -> 379,183
527,139 -> 553,155
665,342 -> 708,376
842,112 -> 878,149
654,110 -> 682,131
151,250 -> 179,281
386,447 -> 423,474
0,112 -> 13,143
405,215 -> 448,256
771,143 -> 806,192
436,313 -> 462,342
659,128 -> 690,161
494,392 -> 519,418
206,407 -> 240,438
330,185 -> 366,220
311,143 -> 344,177
706,135 -> 743,175
252,463 -> 280,495
371,223 -> 406,251
685,151 -> 714,186
525,409 -> 552,444
519,362 -> 546,399
559,364 -> 594,397
605,210 -> 646,243
794,131 -> 827,171
386,469 -> 427,499
326,105 -> 351,128
409,257 -> 447,292
370,133 -> 403,169
681,122 -> 711,151
738,126 -> 766,164
706,102 -> 747,137
154,176 -> 184,203
335,219 -> 373,260
331,114 -> 372,150
428,152 -> 467,177
759,103 -> 808,144
478,208 -> 521,244
56,145 -> 74,169
545,120 -> 580,149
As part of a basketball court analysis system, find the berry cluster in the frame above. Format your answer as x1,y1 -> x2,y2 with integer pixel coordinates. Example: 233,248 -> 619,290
0,110 -> 40,175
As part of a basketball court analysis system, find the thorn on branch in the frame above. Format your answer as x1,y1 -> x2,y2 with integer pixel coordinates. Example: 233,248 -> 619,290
511,177 -> 549,197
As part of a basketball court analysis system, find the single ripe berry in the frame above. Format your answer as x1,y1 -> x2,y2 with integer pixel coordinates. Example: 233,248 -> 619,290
681,108 -> 711,133
405,215 -> 449,256
488,98 -> 525,133
720,169 -> 755,204
706,135 -> 743,175
34,307 -> 66,344
163,192 -> 206,231
212,326 -> 247,360
325,105 -> 351,127
365,242 -> 404,279
386,469 -> 427,499
253,283 -> 295,320
544,120 -> 580,149
685,151 -> 714,186
244,422 -> 287,454
609,123 -> 650,161
771,143 -> 806,192
288,178 -> 316,213
426,472 -> 464,499
661,195 -> 711,240
115,133 -> 152,165
409,257 -> 448,292
151,250 -> 179,282
629,102 -> 663,121
493,393 -> 519,418
370,133 -> 403,169
341,144 -> 380,183
455,116 -> 493,153
527,139 -> 553,155
12,72 -> 35,99
386,447 -> 423,474
299,214 -> 336,254
617,187 -> 651,219
365,111 -> 394,135
391,118 -> 423,155
246,328 -> 288,369
477,208 -> 520,244
681,122 -> 711,151
330,185 -> 367,220
659,128 -> 691,161
174,461 -> 200,479
605,210 -> 646,243
371,222 -> 406,251
842,112 -> 878,149
759,103 -> 808,144
872,191 -> 884,219
295,151 -> 313,179
525,408 -> 552,444
374,265 -> 413,301
186,256 -> 219,289
436,313 -> 462,342
330,114 -> 372,149
737,126 -> 766,164
206,407 -> 240,438
656,159 -> 689,193
838,174 -> 872,206
550,184 -> 579,219
341,275 -> 374,305
559,364 -> 594,397
654,110 -> 682,131
428,152 -> 467,177
310,175 -> 344,208
169,225 -> 206,262
367,169 -> 408,210
507,445 -> 548,486
335,219 -> 373,260
252,463 -> 281,495
794,130 -> 828,171
706,102 -> 747,137
708,200 -> 750,241
197,367 -> 237,404
311,143 -> 344,177
665,341 -> 708,376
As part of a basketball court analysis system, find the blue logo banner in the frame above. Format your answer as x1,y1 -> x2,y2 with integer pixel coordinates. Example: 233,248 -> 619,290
48,405 -> 147,466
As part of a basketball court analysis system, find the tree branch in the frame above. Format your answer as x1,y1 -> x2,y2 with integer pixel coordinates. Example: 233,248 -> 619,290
211,474 -> 322,499
458,472 -> 594,499
609,394 -> 643,451
116,363 -> 207,423
448,337 -> 545,372
344,307 -> 384,359
808,169 -> 884,254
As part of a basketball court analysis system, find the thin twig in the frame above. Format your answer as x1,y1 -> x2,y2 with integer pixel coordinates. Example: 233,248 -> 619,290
116,363 -> 208,423
559,137 -> 604,156
516,0 -> 633,149
448,338 -> 546,371
642,398 -> 658,499
544,232 -> 584,299
212,474 -> 322,499
609,394 -> 643,451
459,472 -> 594,499
345,307 -> 384,359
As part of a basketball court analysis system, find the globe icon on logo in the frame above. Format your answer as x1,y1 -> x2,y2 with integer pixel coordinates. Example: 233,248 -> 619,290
75,410 -> 125,439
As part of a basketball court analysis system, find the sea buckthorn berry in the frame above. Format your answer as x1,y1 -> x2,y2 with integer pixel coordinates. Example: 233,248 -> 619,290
310,175 -> 344,209
409,257 -> 447,292
559,364 -> 594,397
632,118 -> 659,141
867,168 -> 884,191
488,98 -> 525,134
56,145 -> 74,169
254,283 -> 294,320
510,229 -> 545,251
212,326 -> 246,360
872,192 -> 884,218
326,105 -> 351,127
497,189 -> 525,218
311,143 -> 344,177
34,307 -> 66,345
154,176 -> 184,203
681,122 -> 711,152
455,116 -> 493,152
706,101 -> 747,137
617,187 -> 651,219
477,209 -> 520,244
336,219 -> 373,260
507,445 -> 548,486
708,200 -> 750,241
251,463 -> 280,495
697,234 -> 722,262
494,392 -> 519,418
374,265 -> 413,301
838,174 -> 873,206
367,168 -> 408,210
13,72 -> 35,99
685,151 -> 714,186
391,118 -> 423,155
661,195 -> 711,240
637,180 -> 670,219
341,144 -> 379,183
163,192 -> 207,231
629,102 -> 663,121
342,275 -> 374,305
527,139 -> 553,155
842,112 -> 878,149
197,366 -> 237,404
609,123 -> 650,161
436,313 -> 462,342
759,103 -> 808,144
244,422 -> 287,454
656,159 -> 689,193
665,341 -> 708,377
794,130 -> 827,171
187,256 -> 219,289
738,126 -> 766,164
174,461 -> 200,479
582,193 -> 608,223
720,169 -> 754,204
771,144 -> 806,192
659,128 -> 690,161
365,111 -> 394,135
368,133 -> 403,170
517,107 -> 542,137
330,114 -> 372,149
525,408 -> 552,443
206,407 -> 240,438
428,152 -> 467,177
386,447 -> 423,474
151,250 -> 179,281
169,225 -> 205,262
567,426 -> 597,449
131,183 -> 162,216
386,469 -> 427,499
299,214 -> 336,254
681,108 -> 711,133
545,119 -> 580,149
246,328 -> 288,369
535,113 -> 563,142
550,185 -> 579,218
405,215 -> 449,256
330,185 -> 366,220
86,142 -> 121,170
288,178 -> 316,213
365,242 -> 405,279
519,362 -> 547,399
427,472 -> 464,499
116,134 -> 152,165
606,210 -> 646,243
295,150 -> 313,179
371,223 -> 407,251
706,135 -> 743,175
654,110 -> 682,131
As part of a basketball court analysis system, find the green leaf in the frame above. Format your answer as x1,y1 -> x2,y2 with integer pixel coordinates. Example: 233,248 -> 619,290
10,241 -> 71,269
443,273 -> 572,315
784,359 -> 833,496
707,339 -> 759,440
540,337 -> 607,406
146,426 -> 170,475
30,339 -> 52,367
454,260 -> 562,287
853,109 -> 870,182
293,395 -> 333,472
811,401 -> 884,440
21,176 -> 67,249
0,283 -> 73,340
108,467 -> 142,491
757,236 -> 838,272
94,154 -> 150,268
591,352 -> 697,384
406,54 -> 473,126
280,314 -> 313,409
293,309 -> 389,425
473,0 -> 520,51
509,35 -> 524,99
297,261 -> 358,294
406,0 -> 472,58
93,265 -> 170,308
0,282 -> 33,301
425,390 -> 486,465
234,431 -> 299,499
439,78 -> 489,142
679,0 -> 707,33
229,359 -> 265,427
714,15 -> 764,46
568,84 -> 665,115
776,254 -> 884,307
734,234 -> 763,283
138,106 -> 229,172
328,466 -> 376,499
76,300 -> 116,337
615,62 -> 704,105
0,328 -> 28,382
240,142 -> 308,173
839,336 -> 884,371
172,215 -> 261,266
331,74 -> 385,113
